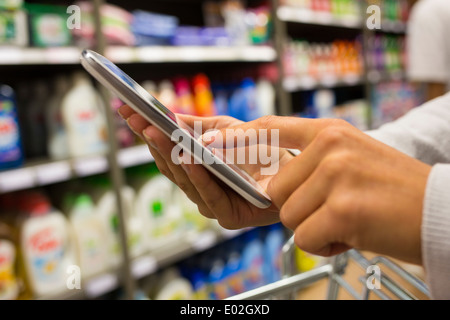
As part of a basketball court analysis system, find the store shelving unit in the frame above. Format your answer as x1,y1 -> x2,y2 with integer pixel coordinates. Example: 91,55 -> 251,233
0,45 -> 277,65
0,0 -> 417,301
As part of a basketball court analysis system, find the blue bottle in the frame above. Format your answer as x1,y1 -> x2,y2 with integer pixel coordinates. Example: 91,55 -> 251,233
228,78 -> 261,122
0,85 -> 23,170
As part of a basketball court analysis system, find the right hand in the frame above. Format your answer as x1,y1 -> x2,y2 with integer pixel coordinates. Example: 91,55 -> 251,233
119,106 -> 294,229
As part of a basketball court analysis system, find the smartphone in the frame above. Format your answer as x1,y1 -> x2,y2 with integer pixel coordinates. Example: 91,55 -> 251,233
80,49 -> 272,209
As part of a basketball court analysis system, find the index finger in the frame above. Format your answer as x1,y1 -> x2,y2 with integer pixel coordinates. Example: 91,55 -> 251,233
203,116 -> 342,151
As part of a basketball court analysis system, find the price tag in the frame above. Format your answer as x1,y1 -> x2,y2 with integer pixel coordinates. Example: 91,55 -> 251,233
45,48 -> 80,64
0,168 -> 35,193
131,255 -> 157,278
106,46 -> 136,63
35,161 -> 72,185
136,47 -> 166,62
85,273 -> 118,298
74,156 -> 108,177
0,47 -> 23,64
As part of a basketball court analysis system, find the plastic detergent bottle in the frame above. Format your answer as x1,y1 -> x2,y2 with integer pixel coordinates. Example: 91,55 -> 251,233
0,85 -> 23,170
64,193 -> 110,279
86,176 -> 140,267
46,75 -> 70,160
129,165 -> 182,252
61,72 -> 108,157
173,77 -> 196,115
256,78 -> 276,116
17,191 -> 76,298
228,78 -> 260,122
153,268 -> 194,300
0,221 -> 20,300
263,223 -> 285,284
192,74 -> 215,116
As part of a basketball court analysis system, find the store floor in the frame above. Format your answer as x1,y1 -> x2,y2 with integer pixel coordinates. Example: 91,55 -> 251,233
296,252 -> 429,300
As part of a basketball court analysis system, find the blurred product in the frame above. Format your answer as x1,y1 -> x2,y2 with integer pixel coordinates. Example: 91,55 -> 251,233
256,77 -> 276,116
26,3 -> 72,47
61,72 -> 108,158
85,176 -> 140,267
281,0 -> 362,19
0,0 -> 22,10
157,80 -> 177,113
73,1 -> 135,47
152,268 -> 194,300
221,0 -> 250,46
0,8 -> 27,46
366,35 -> 406,74
64,193 -> 110,279
131,10 -> 179,46
371,80 -> 423,128
129,166 -> 183,252
0,220 -> 19,300
192,73 -> 215,116
283,39 -> 364,81
0,85 -> 23,170
173,77 -> 196,115
263,223 -> 284,283
17,191 -> 76,297
241,229 -> 265,291
228,78 -> 260,122
46,76 -> 70,160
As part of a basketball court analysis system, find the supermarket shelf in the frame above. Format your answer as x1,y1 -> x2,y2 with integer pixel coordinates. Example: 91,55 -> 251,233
0,144 -> 153,194
283,74 -> 364,92
37,227 -> 252,300
277,6 -> 363,29
367,69 -> 406,83
0,45 -> 277,65
106,45 -> 277,63
379,20 -> 408,34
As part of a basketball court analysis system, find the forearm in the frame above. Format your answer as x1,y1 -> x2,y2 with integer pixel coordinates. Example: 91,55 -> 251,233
365,92 -> 450,165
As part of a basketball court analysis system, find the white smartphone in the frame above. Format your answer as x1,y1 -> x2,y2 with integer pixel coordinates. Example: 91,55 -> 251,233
80,49 -> 272,209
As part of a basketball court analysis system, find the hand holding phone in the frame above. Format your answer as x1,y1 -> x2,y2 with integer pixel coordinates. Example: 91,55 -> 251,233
81,49 -> 274,210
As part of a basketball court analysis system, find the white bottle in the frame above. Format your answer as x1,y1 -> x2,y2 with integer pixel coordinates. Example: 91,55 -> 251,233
61,72 -> 108,158
18,191 -> 77,297
256,78 -> 276,116
46,75 -> 71,160
87,177 -> 141,267
65,193 -> 110,279
131,174 -> 183,252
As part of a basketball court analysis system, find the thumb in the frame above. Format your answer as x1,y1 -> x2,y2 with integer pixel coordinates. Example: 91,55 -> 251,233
201,115 -> 331,150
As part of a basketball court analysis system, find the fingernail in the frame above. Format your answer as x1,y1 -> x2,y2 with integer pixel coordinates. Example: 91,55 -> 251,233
200,129 -> 220,144
143,129 -> 158,150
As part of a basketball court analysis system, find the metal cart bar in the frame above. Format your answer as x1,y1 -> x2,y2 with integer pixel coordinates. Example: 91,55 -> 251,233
227,236 -> 430,300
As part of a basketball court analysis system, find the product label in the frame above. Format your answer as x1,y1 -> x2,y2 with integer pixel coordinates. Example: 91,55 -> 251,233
0,103 -> 21,163
0,240 -> 19,300
27,226 -> 65,283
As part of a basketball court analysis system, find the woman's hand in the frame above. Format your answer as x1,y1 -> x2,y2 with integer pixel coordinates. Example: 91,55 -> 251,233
206,116 -> 432,265
118,106 -> 294,229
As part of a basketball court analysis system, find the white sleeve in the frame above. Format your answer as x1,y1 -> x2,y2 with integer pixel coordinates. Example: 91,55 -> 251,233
365,92 -> 450,165
407,0 -> 449,83
422,164 -> 450,300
